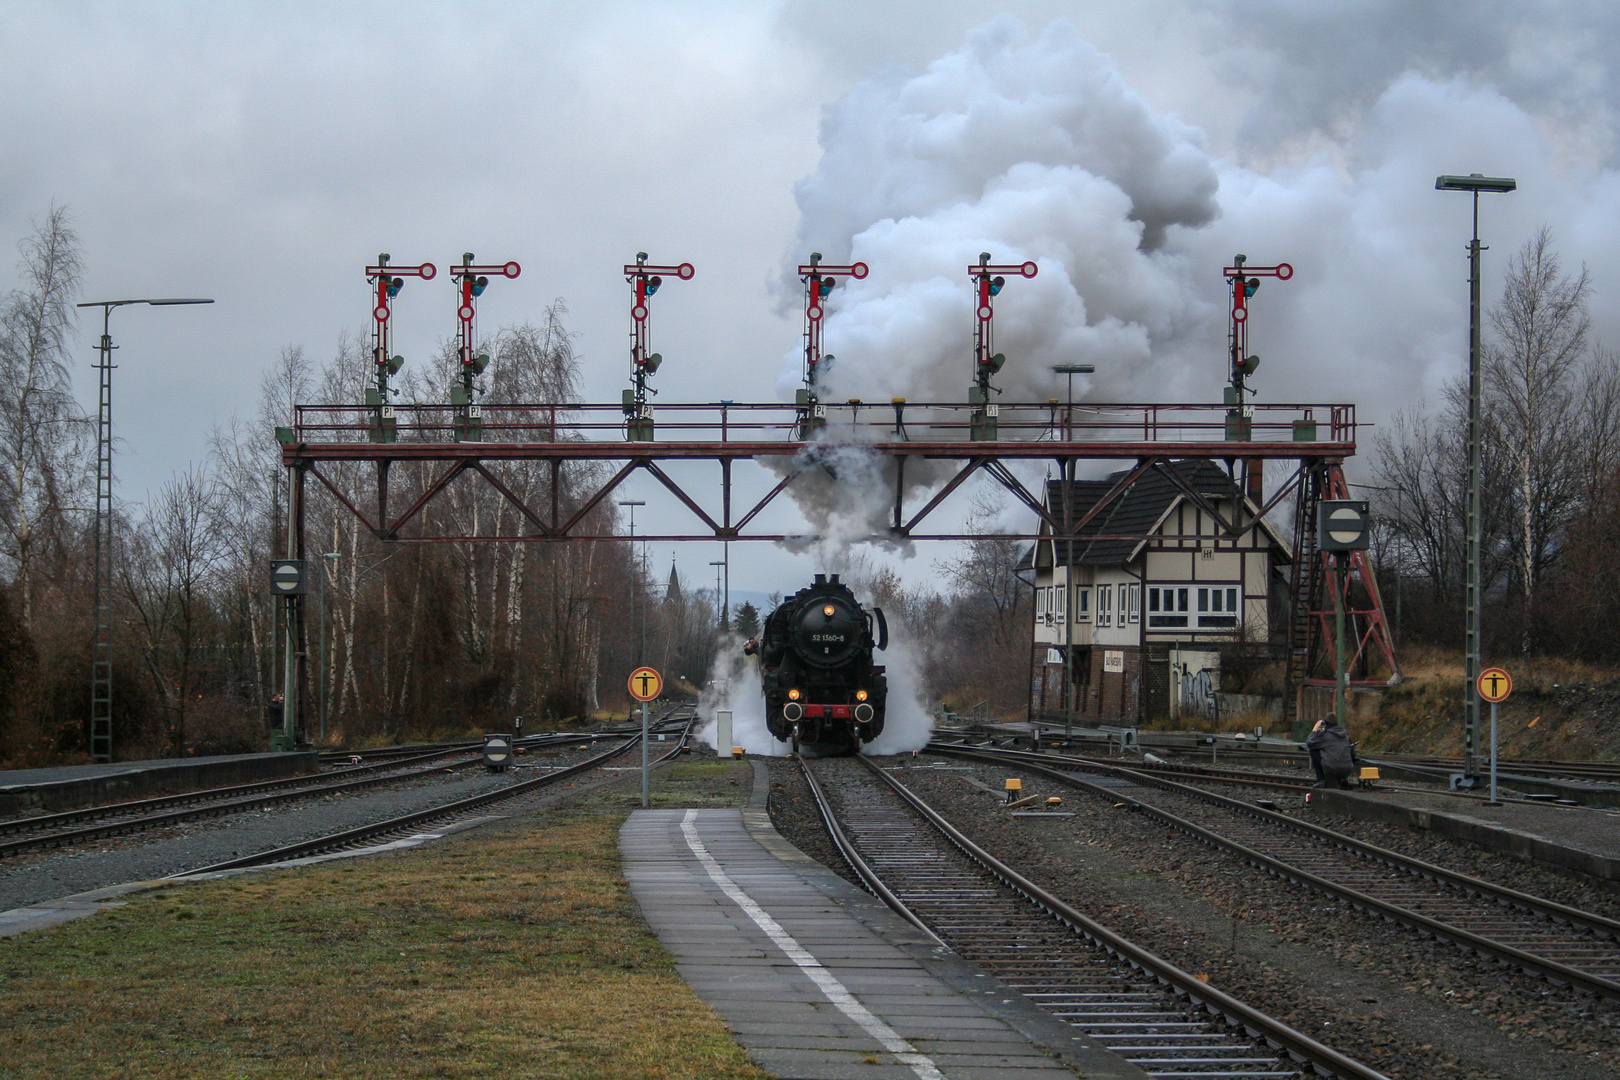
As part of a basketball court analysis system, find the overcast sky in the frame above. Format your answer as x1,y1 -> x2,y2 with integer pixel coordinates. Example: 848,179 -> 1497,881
4,2 -> 1618,600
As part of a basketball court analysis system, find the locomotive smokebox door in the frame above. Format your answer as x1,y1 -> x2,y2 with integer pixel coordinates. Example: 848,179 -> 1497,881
482,733 -> 513,772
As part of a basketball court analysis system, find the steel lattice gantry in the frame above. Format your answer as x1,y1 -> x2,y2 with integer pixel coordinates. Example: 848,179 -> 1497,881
275,399 -> 1396,727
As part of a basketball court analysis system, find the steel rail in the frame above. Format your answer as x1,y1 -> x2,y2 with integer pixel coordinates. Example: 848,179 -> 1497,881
930,743 -> 1620,1000
793,754 -> 948,948
174,711 -> 695,876
0,727 -> 663,856
804,754 -> 1388,1080
0,748 -> 495,855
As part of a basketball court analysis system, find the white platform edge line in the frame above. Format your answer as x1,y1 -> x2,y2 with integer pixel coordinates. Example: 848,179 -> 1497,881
678,808 -> 946,1080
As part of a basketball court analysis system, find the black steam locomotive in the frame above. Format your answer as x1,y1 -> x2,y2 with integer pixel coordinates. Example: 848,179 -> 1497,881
745,574 -> 888,755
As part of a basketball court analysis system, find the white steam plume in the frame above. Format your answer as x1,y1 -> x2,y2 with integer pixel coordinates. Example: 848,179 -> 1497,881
782,16 -> 1620,441
780,16 -> 1217,407
695,617 -> 934,758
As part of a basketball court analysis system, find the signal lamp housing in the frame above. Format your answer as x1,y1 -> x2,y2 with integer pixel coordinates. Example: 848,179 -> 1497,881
855,689 -> 868,702
643,352 -> 663,374
470,353 -> 490,375
386,354 -> 405,375
787,687 -> 801,701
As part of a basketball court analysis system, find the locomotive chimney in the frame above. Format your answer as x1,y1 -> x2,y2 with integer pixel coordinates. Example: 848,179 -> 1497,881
814,573 -> 826,584
829,574 -> 840,584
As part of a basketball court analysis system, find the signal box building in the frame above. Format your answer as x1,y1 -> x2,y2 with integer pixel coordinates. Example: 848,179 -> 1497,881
1021,460 -> 1293,726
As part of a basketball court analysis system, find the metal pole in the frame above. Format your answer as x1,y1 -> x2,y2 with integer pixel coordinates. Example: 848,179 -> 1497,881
90,309 -> 114,762
641,699 -> 650,809
723,541 -> 730,632
1489,699 -> 1500,804
1334,551 -> 1348,726
318,561 -> 327,744
281,465 -> 299,748
1463,191 -> 1484,778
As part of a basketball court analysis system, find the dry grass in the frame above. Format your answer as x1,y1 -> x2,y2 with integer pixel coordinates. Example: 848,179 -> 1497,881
0,772 -> 768,1079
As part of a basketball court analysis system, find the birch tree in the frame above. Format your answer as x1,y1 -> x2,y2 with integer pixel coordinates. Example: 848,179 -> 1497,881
1485,228 -> 1589,647
0,206 -> 85,626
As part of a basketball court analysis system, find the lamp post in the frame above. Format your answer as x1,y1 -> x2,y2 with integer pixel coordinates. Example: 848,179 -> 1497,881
1436,172 -> 1515,780
1051,364 -> 1095,746
76,297 -> 213,762
620,500 -> 646,666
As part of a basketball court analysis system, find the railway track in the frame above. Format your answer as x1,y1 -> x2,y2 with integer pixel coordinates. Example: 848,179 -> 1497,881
944,739 -> 1606,807
0,729 -> 633,860
177,707 -> 696,875
930,743 -> 1620,1001
800,753 -> 1387,1080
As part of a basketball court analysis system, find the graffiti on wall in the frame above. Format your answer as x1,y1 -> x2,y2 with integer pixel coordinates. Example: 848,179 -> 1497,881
1179,665 -> 1217,721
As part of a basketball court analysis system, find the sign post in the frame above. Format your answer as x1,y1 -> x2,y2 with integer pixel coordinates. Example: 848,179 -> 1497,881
628,666 -> 663,809
1477,667 -> 1512,805
1317,501 -> 1371,726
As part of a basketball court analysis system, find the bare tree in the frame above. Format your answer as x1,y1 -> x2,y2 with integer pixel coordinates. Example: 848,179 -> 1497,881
1485,228 -> 1590,646
0,205 -> 86,626
121,467 -> 226,754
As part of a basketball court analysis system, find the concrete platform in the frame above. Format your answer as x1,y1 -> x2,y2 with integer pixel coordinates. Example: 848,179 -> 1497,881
0,751 -> 320,815
620,767 -> 1148,1080
1309,785 -> 1620,883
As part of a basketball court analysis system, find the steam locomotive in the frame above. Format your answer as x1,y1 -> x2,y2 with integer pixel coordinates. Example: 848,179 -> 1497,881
745,573 -> 888,755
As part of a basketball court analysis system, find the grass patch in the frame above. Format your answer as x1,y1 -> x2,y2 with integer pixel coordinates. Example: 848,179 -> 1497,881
0,772 -> 768,1079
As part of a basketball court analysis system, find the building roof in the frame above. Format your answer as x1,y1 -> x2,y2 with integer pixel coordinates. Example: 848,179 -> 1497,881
1017,459 -> 1291,570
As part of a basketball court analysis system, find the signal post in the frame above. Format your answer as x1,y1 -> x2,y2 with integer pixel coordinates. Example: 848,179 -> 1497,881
628,666 -> 663,808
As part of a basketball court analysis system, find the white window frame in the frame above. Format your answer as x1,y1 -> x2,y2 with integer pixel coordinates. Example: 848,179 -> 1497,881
1097,584 -> 1112,627
1074,586 -> 1091,623
1054,583 -> 1066,624
1126,582 -> 1140,624
1146,585 -> 1192,628
1037,587 -> 1048,622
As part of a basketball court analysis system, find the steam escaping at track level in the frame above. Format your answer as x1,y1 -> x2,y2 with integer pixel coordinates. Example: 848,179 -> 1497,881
696,606 -> 933,758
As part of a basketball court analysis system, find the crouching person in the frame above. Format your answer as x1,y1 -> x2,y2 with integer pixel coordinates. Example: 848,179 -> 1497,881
1307,715 -> 1356,789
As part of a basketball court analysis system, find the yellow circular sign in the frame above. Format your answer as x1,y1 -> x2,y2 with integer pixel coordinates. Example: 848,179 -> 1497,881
1477,667 -> 1512,704
627,666 -> 663,702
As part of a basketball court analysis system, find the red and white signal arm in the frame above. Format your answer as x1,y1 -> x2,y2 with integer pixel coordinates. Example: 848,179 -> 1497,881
628,666 -> 663,702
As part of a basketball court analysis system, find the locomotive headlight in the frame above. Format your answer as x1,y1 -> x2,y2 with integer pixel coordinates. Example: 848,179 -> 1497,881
823,604 -> 836,617
856,690 -> 868,701
788,688 -> 801,701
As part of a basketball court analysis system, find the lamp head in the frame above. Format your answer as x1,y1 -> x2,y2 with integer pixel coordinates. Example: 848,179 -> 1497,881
1435,173 -> 1516,193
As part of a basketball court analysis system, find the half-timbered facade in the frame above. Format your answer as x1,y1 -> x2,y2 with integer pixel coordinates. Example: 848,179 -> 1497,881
1023,460 -> 1292,725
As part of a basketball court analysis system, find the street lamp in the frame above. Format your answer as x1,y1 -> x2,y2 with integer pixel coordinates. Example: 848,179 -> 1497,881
1050,364 -> 1095,746
620,500 -> 646,665
76,297 -> 213,762
1436,172 -> 1515,781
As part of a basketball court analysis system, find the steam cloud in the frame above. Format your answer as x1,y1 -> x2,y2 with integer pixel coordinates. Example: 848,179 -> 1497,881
780,14 -> 1620,429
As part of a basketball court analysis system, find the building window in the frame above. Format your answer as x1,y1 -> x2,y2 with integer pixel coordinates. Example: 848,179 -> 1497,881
1054,584 -> 1066,624
1037,588 -> 1048,622
1146,585 -> 1190,628
1125,583 -> 1140,624
1196,585 -> 1241,628
1097,584 -> 1112,627
1074,586 -> 1091,623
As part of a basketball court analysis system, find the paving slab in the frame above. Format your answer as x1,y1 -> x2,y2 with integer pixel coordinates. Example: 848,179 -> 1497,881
620,761 -> 1149,1080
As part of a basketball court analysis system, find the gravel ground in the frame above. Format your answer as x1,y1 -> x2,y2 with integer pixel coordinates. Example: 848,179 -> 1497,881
1170,777 -> 1620,919
0,739 -> 635,911
768,755 -> 1620,1080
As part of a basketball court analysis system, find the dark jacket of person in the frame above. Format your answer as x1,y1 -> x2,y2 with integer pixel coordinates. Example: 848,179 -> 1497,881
1306,723 -> 1356,776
